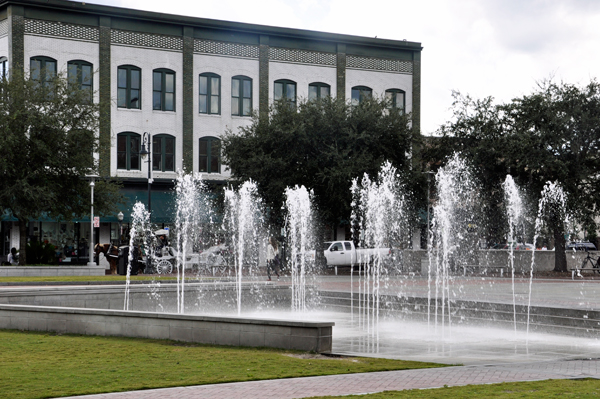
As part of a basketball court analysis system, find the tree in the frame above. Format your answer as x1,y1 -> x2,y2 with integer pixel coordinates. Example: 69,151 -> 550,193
222,96 -> 421,233
0,70 -> 122,265
431,80 -> 600,272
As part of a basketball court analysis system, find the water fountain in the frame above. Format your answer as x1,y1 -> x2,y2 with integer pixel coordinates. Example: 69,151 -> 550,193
350,161 -> 410,341
284,185 -> 317,313
223,181 -> 267,315
5,160 -> 600,365
503,174 -> 525,334
124,201 -> 150,310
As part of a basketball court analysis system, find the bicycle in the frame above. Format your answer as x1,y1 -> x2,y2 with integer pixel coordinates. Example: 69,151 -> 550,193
578,250 -> 600,274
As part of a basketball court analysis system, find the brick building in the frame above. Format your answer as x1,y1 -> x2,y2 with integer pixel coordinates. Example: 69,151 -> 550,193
0,0 -> 422,263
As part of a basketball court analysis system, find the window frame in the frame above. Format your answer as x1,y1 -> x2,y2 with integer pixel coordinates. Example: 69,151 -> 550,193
385,88 -> 406,114
0,57 -> 7,81
152,134 -> 176,172
152,68 -> 176,112
30,56 -> 57,86
308,82 -> 331,101
199,72 -> 221,115
198,136 -> 221,174
67,60 -> 93,103
117,132 -> 142,171
117,65 -> 141,110
274,79 -> 297,106
351,85 -> 373,106
231,75 -> 252,116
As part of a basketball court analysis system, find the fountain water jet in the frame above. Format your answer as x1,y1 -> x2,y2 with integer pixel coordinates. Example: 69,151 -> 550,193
284,185 -> 317,312
223,181 -> 266,315
502,175 -> 525,334
124,201 -> 150,310
429,154 -> 480,335
351,161 -> 410,341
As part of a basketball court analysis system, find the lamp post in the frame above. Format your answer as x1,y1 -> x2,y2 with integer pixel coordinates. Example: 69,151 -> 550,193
117,211 -> 124,245
86,174 -> 99,266
140,132 -> 152,223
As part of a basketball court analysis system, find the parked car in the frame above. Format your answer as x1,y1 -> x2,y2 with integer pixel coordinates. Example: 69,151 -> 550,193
567,242 -> 597,251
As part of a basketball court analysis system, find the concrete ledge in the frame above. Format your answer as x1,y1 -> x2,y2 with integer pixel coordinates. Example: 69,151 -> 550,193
0,266 -> 106,277
0,304 -> 333,352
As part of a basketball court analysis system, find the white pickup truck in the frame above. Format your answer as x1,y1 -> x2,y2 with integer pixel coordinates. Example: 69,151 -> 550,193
303,241 -> 393,275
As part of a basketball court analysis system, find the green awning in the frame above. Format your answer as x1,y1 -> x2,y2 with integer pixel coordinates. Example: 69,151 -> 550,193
102,188 -> 176,224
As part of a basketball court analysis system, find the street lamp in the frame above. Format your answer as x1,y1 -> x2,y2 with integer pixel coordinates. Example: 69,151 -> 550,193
117,211 -> 124,245
86,174 -> 99,266
139,132 -> 152,223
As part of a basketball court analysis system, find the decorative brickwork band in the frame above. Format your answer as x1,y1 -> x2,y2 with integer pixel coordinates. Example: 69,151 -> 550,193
24,19 -> 99,42
347,55 -> 413,74
111,29 -> 182,51
182,32 -> 194,173
98,23 -> 111,177
194,39 -> 259,58
269,47 -> 335,66
0,19 -> 8,38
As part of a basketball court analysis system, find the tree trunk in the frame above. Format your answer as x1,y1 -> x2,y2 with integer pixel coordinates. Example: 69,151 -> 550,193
553,227 -> 567,272
18,220 -> 27,266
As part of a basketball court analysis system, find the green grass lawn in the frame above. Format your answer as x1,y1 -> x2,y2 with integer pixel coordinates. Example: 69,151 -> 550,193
310,379 -> 600,398
0,330 -> 445,399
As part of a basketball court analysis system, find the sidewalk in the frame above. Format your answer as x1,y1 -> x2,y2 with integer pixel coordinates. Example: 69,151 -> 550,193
61,359 -> 600,399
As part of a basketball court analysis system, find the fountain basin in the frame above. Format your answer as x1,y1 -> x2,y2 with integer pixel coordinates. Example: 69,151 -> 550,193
0,303 -> 333,352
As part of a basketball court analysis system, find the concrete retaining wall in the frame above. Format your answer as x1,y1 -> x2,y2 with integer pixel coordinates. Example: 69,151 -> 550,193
0,304 -> 333,352
0,265 -> 106,277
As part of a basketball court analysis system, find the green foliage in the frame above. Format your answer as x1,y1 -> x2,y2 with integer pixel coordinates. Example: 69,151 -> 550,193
25,241 -> 57,265
430,80 -> 600,271
0,330 -> 444,399
0,70 -> 123,264
222,97 -> 421,229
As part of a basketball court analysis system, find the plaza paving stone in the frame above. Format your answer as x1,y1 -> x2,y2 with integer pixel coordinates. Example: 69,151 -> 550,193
60,359 -> 600,399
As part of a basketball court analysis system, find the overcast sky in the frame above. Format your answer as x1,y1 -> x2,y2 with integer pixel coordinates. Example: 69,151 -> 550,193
85,0 -> 600,135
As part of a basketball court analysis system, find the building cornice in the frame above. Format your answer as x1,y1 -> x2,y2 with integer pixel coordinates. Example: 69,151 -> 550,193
0,0 -> 423,52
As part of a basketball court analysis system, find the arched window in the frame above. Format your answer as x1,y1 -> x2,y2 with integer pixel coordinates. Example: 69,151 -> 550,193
30,56 -> 57,86
232,75 -> 252,116
152,134 -> 175,172
199,136 -> 220,174
68,60 -> 93,102
385,88 -> 405,114
351,85 -> 372,106
308,82 -> 330,100
274,79 -> 296,107
0,57 -> 8,81
153,68 -> 175,111
199,73 -> 220,115
117,65 -> 141,109
117,132 -> 141,170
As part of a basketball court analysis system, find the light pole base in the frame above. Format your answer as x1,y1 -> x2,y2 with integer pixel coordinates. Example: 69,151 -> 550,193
87,262 -> 97,267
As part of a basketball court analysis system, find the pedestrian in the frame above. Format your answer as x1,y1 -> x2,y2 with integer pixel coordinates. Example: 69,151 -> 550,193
7,247 -> 19,265
266,237 -> 280,281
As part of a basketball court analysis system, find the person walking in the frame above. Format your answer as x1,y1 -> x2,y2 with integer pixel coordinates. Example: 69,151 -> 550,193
266,237 -> 280,281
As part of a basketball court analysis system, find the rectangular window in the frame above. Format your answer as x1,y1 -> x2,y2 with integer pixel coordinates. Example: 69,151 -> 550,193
309,83 -> 330,100
232,76 -> 252,116
199,73 -> 220,114
199,138 -> 220,173
153,69 -> 175,111
152,135 -> 175,172
118,66 -> 141,109
274,80 -> 296,107
117,133 -> 141,170
68,61 -> 93,102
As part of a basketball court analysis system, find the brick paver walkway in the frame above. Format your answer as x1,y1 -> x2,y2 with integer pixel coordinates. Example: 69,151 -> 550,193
61,359 -> 600,399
